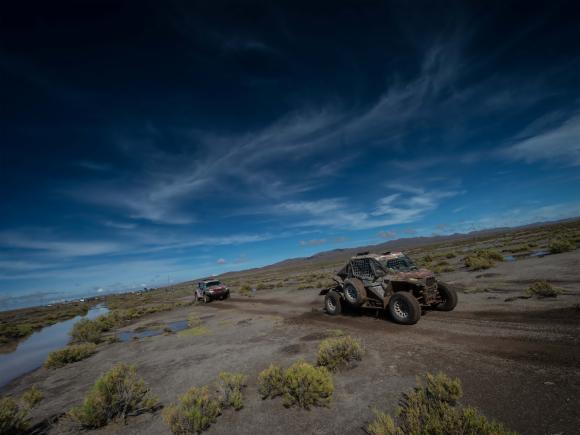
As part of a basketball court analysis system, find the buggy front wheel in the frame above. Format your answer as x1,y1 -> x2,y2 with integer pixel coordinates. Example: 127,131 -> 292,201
324,291 -> 342,316
388,292 -> 421,325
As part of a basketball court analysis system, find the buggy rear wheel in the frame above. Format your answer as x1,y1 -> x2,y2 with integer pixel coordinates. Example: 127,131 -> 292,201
388,292 -> 421,325
325,290 -> 342,315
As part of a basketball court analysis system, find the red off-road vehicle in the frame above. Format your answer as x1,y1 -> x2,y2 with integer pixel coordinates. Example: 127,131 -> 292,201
320,251 -> 457,325
196,279 -> 230,303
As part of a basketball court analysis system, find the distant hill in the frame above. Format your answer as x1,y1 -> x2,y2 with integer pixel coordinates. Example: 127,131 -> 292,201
217,216 -> 579,278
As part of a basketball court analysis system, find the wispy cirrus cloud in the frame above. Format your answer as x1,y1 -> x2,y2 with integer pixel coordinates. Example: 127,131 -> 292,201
62,41 -> 467,226
264,186 -> 460,230
503,112 -> 580,166
0,230 -> 122,257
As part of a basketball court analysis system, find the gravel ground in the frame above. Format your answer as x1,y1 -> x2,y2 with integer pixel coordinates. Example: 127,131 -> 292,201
3,251 -> 580,434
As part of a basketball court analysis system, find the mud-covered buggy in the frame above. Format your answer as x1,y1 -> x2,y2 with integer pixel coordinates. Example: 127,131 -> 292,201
320,251 -> 457,325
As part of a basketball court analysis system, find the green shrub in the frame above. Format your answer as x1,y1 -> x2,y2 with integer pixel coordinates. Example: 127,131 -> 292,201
188,313 -> 202,328
422,255 -> 433,263
258,364 -> 285,399
163,386 -> 221,434
21,385 -> 43,408
316,336 -> 363,371
70,319 -> 103,344
69,363 -> 158,428
283,361 -> 333,409
479,249 -> 504,262
239,284 -> 252,296
367,372 -> 515,435
0,397 -> 29,434
463,256 -> 494,270
549,237 -> 575,254
217,372 -> 247,410
526,280 -> 562,298
464,249 -> 503,270
44,343 -> 97,369
445,252 -> 456,259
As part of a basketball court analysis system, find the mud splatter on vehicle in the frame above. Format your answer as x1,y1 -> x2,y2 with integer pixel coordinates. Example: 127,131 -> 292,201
320,251 -> 457,324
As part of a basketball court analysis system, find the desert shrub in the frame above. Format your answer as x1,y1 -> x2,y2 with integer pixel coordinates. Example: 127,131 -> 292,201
70,318 -> 103,344
316,336 -> 363,371
478,249 -> 503,262
445,252 -> 456,259
217,372 -> 247,410
239,284 -> 252,296
367,372 -> 515,435
163,386 -> 221,434
45,343 -> 97,369
21,385 -> 43,408
463,256 -> 494,270
549,237 -> 575,254
257,364 -> 285,399
422,254 -> 433,263
464,249 -> 503,270
283,361 -> 333,409
69,363 -> 158,428
188,314 -> 202,328
0,397 -> 29,434
526,280 -> 562,298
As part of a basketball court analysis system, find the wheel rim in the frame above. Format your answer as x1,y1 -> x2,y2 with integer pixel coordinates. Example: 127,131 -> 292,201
346,285 -> 357,301
393,299 -> 409,319
327,297 -> 336,311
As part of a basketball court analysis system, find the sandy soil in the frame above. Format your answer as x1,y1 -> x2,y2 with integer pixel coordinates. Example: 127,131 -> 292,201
4,251 -> 580,434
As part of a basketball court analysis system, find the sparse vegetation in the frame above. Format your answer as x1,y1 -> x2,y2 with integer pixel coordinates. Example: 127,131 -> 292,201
258,364 -> 285,399
0,302 -> 91,351
69,304 -> 175,344
0,397 -> 29,434
464,249 -> 504,270
282,361 -> 333,409
70,318 -> 103,344
526,280 -> 563,298
44,343 -> 97,369
367,372 -> 515,435
316,335 -> 363,371
178,326 -> 210,337
238,284 -> 252,296
163,386 -> 221,434
445,252 -> 456,259
217,372 -> 247,410
21,386 -> 43,409
188,313 -> 202,328
549,237 -> 575,254
69,363 -> 158,428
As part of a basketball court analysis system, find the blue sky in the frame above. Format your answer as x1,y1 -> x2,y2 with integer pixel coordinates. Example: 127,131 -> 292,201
1,1 -> 580,309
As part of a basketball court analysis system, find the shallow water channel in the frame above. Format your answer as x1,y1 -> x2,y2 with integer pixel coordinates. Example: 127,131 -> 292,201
0,304 -> 109,388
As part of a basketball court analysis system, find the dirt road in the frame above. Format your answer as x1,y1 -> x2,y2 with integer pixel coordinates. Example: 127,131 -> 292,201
4,252 -> 580,434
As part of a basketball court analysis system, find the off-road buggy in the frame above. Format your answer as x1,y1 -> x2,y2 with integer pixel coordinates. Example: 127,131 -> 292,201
320,251 -> 457,325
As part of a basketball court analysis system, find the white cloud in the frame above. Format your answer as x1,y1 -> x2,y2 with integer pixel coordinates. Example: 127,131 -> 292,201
504,112 -> 580,166
0,231 -> 122,257
275,186 -> 460,230
216,258 -> 226,264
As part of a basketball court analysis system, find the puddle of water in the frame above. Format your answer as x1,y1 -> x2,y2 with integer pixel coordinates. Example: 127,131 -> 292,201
530,250 -> 550,258
503,255 -> 516,262
0,304 -> 109,388
117,319 -> 188,342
